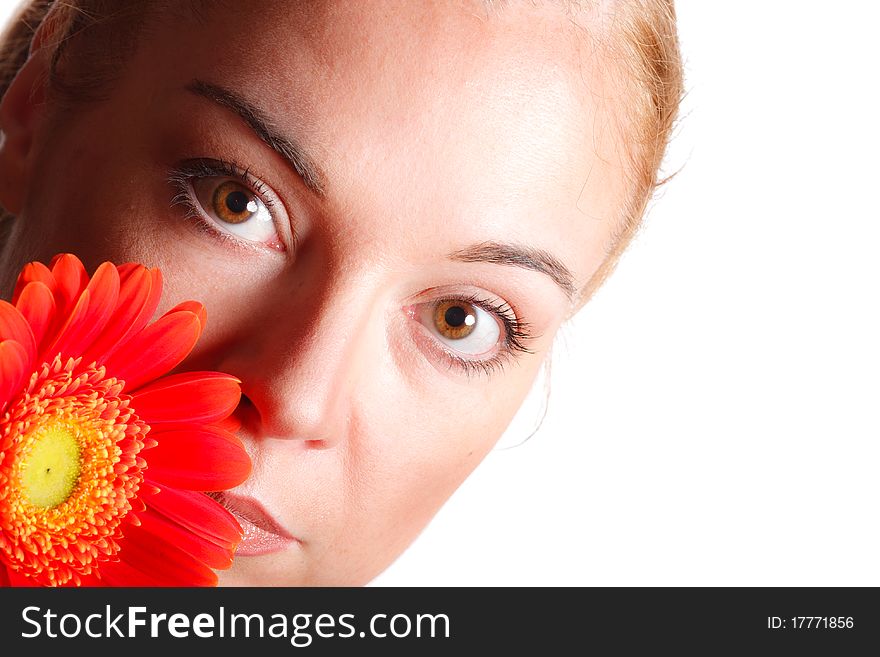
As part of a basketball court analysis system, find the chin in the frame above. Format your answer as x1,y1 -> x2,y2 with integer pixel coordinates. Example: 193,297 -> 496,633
214,551 -> 387,587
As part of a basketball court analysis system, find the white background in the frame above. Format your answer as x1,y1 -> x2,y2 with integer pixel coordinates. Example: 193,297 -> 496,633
1,1 -> 877,586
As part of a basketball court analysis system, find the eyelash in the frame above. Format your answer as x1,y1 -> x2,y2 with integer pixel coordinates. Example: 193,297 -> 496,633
433,293 -> 536,380
167,159 -> 535,378
168,157 -> 281,250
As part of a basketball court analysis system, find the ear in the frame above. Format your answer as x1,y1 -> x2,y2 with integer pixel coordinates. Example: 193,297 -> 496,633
0,25 -> 55,215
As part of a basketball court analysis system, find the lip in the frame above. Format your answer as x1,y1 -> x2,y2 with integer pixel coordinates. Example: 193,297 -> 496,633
210,492 -> 298,557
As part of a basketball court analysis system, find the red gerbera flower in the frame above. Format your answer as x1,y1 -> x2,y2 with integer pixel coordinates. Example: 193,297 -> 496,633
0,254 -> 251,586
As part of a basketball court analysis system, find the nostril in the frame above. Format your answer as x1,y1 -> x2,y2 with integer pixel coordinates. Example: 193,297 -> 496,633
232,373 -> 347,443
230,392 -> 260,432
234,391 -> 314,442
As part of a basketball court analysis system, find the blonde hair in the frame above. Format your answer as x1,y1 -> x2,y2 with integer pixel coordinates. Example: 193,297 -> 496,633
0,0 -> 683,307
578,0 -> 683,307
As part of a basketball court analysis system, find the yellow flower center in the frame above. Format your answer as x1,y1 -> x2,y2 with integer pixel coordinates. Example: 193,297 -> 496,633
19,422 -> 82,509
0,356 -> 148,586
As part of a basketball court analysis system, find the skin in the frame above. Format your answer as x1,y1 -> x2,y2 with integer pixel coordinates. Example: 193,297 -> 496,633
0,0 -> 628,585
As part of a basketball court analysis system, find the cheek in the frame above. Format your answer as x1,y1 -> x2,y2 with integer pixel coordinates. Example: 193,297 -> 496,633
15,119 -> 157,272
338,366 -> 531,548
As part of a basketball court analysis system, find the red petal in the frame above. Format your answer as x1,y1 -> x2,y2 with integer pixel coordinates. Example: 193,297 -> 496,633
39,289 -> 90,364
145,425 -> 251,491
73,573 -> 105,587
116,262 -> 142,280
15,282 -> 56,353
215,413 -> 242,434
0,300 -> 35,367
42,262 -> 120,362
0,565 -> 9,587
111,523 -> 218,586
5,568 -> 39,587
104,309 -> 202,392
143,484 -> 242,546
168,300 -> 207,331
82,266 -> 163,366
0,340 -> 30,410
97,557 -> 175,587
50,253 -> 89,316
135,509 -> 235,569
11,261 -> 55,306
133,372 -> 241,425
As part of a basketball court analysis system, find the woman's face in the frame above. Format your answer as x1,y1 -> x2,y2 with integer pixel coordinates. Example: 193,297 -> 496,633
0,0 -> 626,584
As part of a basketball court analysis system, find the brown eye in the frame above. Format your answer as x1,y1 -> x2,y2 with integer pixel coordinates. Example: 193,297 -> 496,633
433,300 -> 478,339
189,174 -> 280,246
212,180 -> 258,224
415,296 -> 504,358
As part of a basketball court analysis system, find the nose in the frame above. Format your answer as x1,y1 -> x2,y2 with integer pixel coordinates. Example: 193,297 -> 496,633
211,272 -> 380,449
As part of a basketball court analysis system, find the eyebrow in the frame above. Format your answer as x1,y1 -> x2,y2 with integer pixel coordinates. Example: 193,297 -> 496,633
447,241 -> 577,302
186,79 -> 327,197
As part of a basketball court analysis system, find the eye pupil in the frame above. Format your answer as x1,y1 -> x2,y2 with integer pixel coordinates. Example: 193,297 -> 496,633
445,305 -> 467,327
225,190 -> 250,214
211,180 -> 258,224
434,300 -> 477,340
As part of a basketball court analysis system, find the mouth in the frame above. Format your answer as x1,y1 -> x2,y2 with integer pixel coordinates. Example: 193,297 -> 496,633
208,492 -> 298,557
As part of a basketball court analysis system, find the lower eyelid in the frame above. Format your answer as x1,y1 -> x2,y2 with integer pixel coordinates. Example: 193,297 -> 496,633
179,199 -> 241,244
169,169 -> 287,252
169,157 -> 289,233
406,310 -> 514,379
445,349 -> 512,378
171,186 -> 270,254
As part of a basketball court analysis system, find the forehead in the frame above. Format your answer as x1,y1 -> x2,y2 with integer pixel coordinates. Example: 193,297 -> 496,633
145,0 -> 627,294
